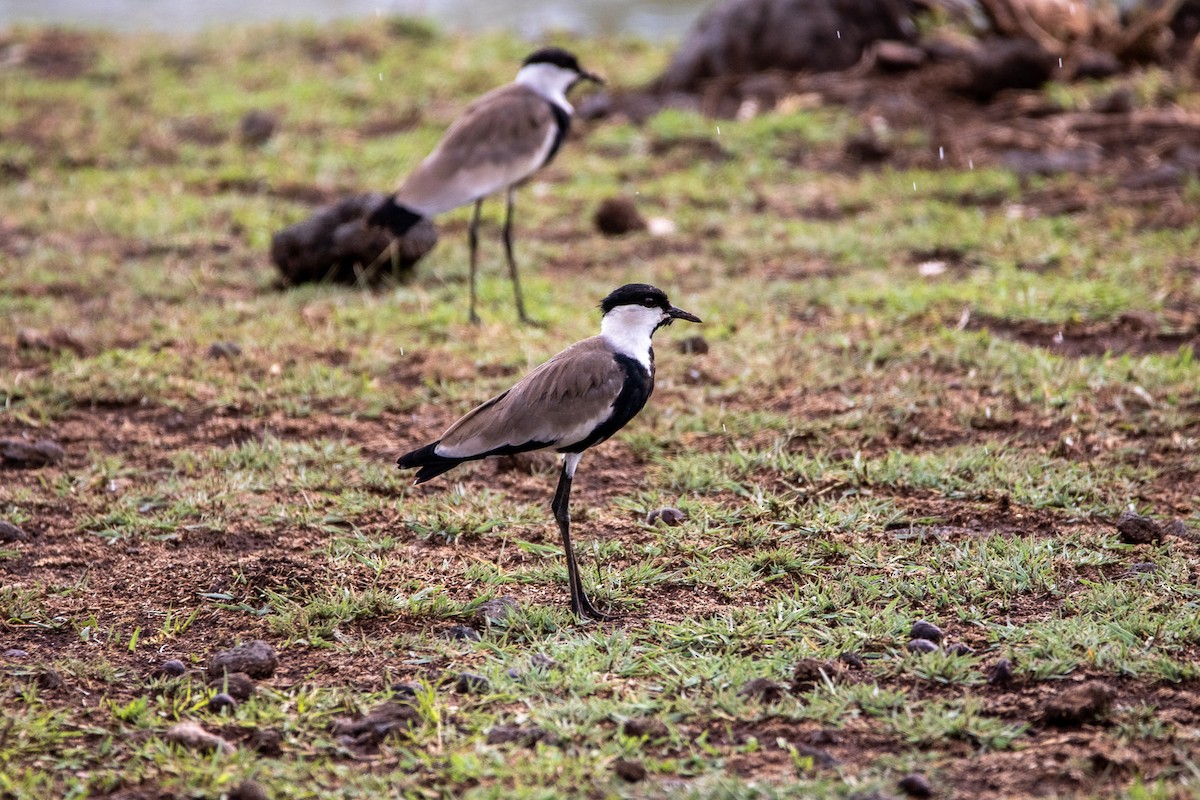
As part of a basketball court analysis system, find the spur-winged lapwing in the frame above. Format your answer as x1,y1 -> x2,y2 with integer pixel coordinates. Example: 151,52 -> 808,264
397,284 -> 702,619
369,47 -> 602,325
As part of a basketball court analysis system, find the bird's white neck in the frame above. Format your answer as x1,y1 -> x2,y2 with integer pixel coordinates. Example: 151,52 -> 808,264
600,305 -> 663,372
515,63 -> 575,112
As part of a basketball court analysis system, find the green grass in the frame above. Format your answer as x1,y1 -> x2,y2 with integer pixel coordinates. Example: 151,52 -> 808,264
2,15 -> 1200,800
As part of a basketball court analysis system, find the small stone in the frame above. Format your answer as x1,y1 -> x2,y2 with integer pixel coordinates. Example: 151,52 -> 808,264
207,341 -> 243,359
844,130 -> 891,163
910,619 -> 944,643
208,640 -> 277,680
331,702 -> 419,749
0,521 -> 28,542
987,658 -> 1014,687
445,624 -> 481,642
738,677 -> 787,702
0,438 -> 66,468
1043,681 -> 1115,727
646,507 -> 687,526
156,658 -> 187,677
675,335 -> 709,355
594,196 -> 646,237
239,109 -> 278,147
3,649 -> 29,660
208,692 -> 238,713
165,721 -> 235,754
838,652 -> 865,669
898,772 -> 934,797
1116,511 -> 1164,545
1125,562 -> 1159,576
248,727 -> 283,756
454,672 -> 490,695
613,757 -> 647,782
906,638 -> 938,654
795,743 -> 840,769
505,668 -> 521,680
390,681 -> 420,699
475,597 -> 518,624
1164,519 -> 1195,540
228,779 -> 269,800
945,643 -> 975,657
210,671 -> 255,701
486,724 -> 550,746
530,653 -> 558,670
622,717 -> 668,740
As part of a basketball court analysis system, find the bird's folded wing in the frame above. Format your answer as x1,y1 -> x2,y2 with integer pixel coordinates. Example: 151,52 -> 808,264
436,341 -> 623,458
396,85 -> 558,216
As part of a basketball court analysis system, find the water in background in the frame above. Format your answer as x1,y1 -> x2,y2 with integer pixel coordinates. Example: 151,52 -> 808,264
1,0 -> 709,39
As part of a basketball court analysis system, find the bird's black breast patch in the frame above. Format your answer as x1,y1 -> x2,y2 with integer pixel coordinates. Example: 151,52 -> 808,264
562,353 -> 654,454
542,102 -> 571,168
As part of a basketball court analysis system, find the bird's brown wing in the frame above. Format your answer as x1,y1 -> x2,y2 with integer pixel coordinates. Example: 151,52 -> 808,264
434,338 -> 623,459
395,84 -> 558,216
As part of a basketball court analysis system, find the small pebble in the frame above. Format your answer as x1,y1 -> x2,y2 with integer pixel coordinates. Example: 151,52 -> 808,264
208,640 -> 277,680
1116,511 -> 1164,544
454,672 -> 490,695
0,521 -> 28,542
613,757 -> 647,783
211,671 -> 255,701
228,779 -> 269,800
622,717 -> 668,739
906,638 -> 939,654
593,196 -> 647,237
1043,681 -> 1115,727
838,652 -> 864,668
945,643 -> 975,657
207,341 -> 243,360
675,335 -> 709,355
898,772 -> 934,797
165,721 -> 235,754
157,658 -> 187,677
475,597 -> 518,623
208,692 -> 237,713
987,658 -> 1014,686
445,624 -> 481,642
910,619 -> 944,643
505,668 -> 521,680
646,507 -> 687,526
3,649 -> 29,660
738,677 -> 786,702
390,681 -> 420,699
239,109 -> 277,147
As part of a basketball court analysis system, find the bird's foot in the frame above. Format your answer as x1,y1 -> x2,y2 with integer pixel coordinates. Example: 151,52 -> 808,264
571,593 -> 614,622
518,313 -> 544,328
468,310 -> 482,326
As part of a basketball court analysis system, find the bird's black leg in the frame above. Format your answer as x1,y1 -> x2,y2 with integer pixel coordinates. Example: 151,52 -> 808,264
468,199 -> 483,325
503,188 -> 536,326
551,460 -> 611,621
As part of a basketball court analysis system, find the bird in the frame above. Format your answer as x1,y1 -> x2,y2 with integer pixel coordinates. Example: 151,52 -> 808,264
397,284 -> 702,620
368,47 -> 603,325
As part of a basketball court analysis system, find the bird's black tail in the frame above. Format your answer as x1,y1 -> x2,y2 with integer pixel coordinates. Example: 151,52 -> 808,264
397,442 -> 464,484
368,196 -> 424,237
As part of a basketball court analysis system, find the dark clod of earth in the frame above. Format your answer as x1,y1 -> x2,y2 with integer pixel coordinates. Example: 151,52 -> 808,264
945,643 -> 975,656
208,639 -> 277,680
622,717 -> 669,740
910,619 -> 944,643
907,638 -> 939,654
486,724 -> 552,746
445,624 -> 482,642
1116,511 -> 1165,544
331,701 -> 420,750
210,671 -> 255,701
613,758 -> 647,783
593,195 -> 647,236
987,658 -> 1014,686
155,659 -> 187,677
797,743 -> 840,769
675,334 -> 709,355
0,521 -> 28,542
898,772 -> 934,797
1043,681 -> 1115,727
207,341 -> 243,359
739,677 -> 787,702
839,651 -> 865,668
646,507 -> 687,526
454,672 -> 491,694
0,438 -> 66,468
474,596 -> 518,623
792,657 -> 845,693
228,779 -> 269,800
239,109 -> 277,147
208,692 -> 237,713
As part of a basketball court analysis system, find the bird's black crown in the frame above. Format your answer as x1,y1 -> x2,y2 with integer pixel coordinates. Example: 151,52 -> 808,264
523,47 -> 584,73
600,284 -> 670,314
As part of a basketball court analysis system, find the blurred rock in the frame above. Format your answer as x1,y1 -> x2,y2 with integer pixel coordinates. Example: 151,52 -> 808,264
910,619 -> 943,643
0,438 -> 66,468
646,507 -> 687,526
155,659 -> 187,677
594,196 -> 647,236
1116,510 -> 1164,544
873,40 -> 927,71
486,724 -> 552,746
207,341 -> 243,359
792,657 -> 845,692
208,640 -> 277,680
271,192 -> 436,286
654,0 -> 915,94
454,672 -> 491,694
1001,148 -> 1098,177
898,773 -> 934,797
208,692 -> 237,713
332,701 -> 420,749
17,327 -> 86,355
614,758 -> 647,782
622,717 -> 669,739
228,780 -> 269,800
963,38 -> 1056,101
987,657 -> 1014,686
1043,681 -> 1114,726
165,721 -> 235,754
239,109 -> 278,147
906,638 -> 939,654
0,521 -> 28,542
675,335 -> 709,355
475,597 -> 518,624
210,671 -> 255,701
739,677 -> 787,702
445,624 -> 481,642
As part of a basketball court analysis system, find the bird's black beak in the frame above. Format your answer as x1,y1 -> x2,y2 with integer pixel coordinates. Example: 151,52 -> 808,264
580,70 -> 605,86
668,306 -> 702,324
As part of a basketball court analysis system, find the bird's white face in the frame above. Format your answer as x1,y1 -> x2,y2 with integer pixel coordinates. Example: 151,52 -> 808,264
515,62 -> 582,107
600,303 -> 668,370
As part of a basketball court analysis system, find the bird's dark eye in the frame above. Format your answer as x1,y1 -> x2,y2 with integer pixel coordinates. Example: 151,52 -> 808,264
643,298 -> 657,307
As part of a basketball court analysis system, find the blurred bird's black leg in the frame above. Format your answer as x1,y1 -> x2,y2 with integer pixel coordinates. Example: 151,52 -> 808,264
503,188 -> 536,326
552,463 -> 611,621
468,199 -> 483,325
